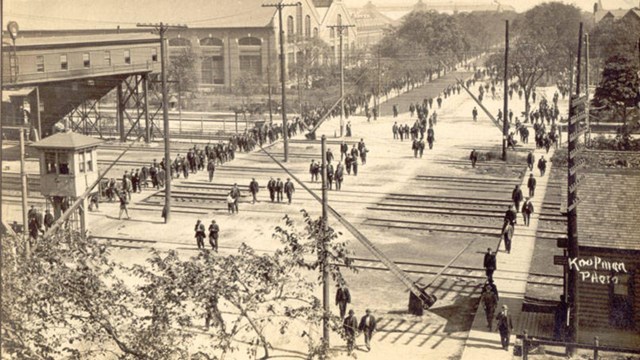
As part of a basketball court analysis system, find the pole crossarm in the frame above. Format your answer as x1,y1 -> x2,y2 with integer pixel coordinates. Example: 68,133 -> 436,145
261,2 -> 300,161
137,22 -> 187,223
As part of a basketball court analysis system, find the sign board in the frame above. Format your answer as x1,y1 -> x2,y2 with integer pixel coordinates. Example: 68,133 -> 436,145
569,159 -> 586,176
557,236 -> 568,248
572,95 -> 588,106
567,196 -> 582,212
569,146 -> 584,159
569,113 -> 587,125
569,127 -> 588,142
554,255 -> 567,265
569,175 -> 586,193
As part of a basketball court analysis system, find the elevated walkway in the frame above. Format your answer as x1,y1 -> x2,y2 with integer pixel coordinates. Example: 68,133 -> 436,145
460,147 -> 556,360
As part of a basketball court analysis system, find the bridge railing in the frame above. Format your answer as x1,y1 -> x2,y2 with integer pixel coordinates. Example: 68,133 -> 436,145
517,331 -> 640,360
6,62 -> 157,85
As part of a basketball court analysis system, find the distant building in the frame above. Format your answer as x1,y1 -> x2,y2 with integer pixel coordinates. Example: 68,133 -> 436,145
2,0 -> 357,91
593,1 -> 640,24
350,1 -> 395,49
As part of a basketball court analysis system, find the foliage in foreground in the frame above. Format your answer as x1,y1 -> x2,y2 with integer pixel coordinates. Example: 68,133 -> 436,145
1,210 -> 355,359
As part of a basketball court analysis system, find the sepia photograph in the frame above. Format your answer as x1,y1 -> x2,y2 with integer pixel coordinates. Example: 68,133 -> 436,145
1,0 -> 639,358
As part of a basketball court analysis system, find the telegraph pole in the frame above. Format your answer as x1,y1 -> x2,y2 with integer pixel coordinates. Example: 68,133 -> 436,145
137,22 -> 187,223
20,128 -> 29,257
327,24 -> 354,136
585,33 -> 590,145
263,2 -> 300,162
320,135 -> 330,348
502,20 -> 509,161
566,22 -> 584,357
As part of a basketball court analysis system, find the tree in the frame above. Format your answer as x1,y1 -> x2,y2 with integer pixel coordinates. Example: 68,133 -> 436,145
1,229 -> 190,360
2,211 -> 356,359
592,54 -> 640,126
168,46 -> 199,109
487,2 -> 583,121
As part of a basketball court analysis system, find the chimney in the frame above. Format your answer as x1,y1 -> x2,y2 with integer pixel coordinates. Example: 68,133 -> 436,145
594,2 -> 598,14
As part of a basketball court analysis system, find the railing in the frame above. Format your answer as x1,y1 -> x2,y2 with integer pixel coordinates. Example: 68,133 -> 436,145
5,62 -> 158,85
518,330 -> 640,360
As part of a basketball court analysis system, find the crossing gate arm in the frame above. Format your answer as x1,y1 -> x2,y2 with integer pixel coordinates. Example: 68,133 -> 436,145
259,145 -> 437,310
305,95 -> 345,138
456,78 -> 503,132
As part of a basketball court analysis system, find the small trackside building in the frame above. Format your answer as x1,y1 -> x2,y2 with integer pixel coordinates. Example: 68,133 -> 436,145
575,170 -> 640,347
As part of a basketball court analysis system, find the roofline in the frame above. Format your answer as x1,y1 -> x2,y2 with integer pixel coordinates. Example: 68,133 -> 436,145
2,38 -> 160,52
30,141 -> 103,150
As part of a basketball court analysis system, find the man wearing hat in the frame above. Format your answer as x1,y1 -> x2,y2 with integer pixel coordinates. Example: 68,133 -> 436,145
359,309 -> 377,351
343,309 -> 358,354
284,178 -> 295,204
496,304 -> 514,351
522,197 -> 534,227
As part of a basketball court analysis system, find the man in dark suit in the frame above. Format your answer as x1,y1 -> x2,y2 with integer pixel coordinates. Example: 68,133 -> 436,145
340,141 -> 348,160
275,178 -> 283,203
469,149 -> 478,168
483,248 -> 497,282
527,151 -> 535,171
335,162 -> 344,190
267,177 -> 276,202
496,304 -> 514,351
327,163 -> 334,190
427,126 -> 435,149
335,285 -> 351,319
512,185 -> 523,212
249,178 -> 259,204
522,197 -> 534,226
527,173 -> 537,197
537,155 -> 547,176
284,178 -> 295,204
343,310 -> 358,354
358,309 -> 377,351
481,283 -> 498,331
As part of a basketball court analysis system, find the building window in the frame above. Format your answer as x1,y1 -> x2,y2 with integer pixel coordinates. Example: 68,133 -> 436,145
86,151 -> 93,172
151,48 -> 158,62
313,27 -> 318,38
330,28 -> 335,39
124,50 -> 131,64
45,152 -> 57,174
79,152 -> 86,173
83,53 -> 91,68
36,56 -> 45,72
296,5 -> 303,35
337,14 -> 342,26
287,16 -> 294,43
60,54 -> 68,70
58,153 -> 70,175
305,15 -> 311,37
201,56 -> 224,85
168,37 -> 191,47
239,55 -> 262,76
610,273 -> 634,328
104,51 -> 111,66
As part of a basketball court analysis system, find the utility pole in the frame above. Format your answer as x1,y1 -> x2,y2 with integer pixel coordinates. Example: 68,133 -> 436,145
567,22 -> 584,358
320,135 -> 330,348
263,2 -> 300,162
137,22 -> 187,223
585,33 -> 590,145
377,47 -> 382,117
20,128 -> 30,257
327,24 -> 354,137
502,20 -> 509,161
267,31 -> 273,123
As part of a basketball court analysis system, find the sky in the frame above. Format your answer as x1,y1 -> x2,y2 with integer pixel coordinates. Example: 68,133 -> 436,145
3,0 -> 639,30
347,0 -> 638,12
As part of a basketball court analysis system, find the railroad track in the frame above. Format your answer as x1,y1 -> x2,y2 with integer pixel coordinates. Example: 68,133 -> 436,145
90,235 -> 563,288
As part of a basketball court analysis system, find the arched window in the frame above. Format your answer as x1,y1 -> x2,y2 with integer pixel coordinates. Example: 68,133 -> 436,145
168,37 -> 191,46
313,27 -> 318,38
337,14 -> 342,26
200,37 -> 224,85
238,37 -> 262,46
296,5 -> 303,35
287,15 -> 294,43
238,37 -> 262,77
200,37 -> 223,46
330,28 -> 335,38
305,15 -> 311,37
